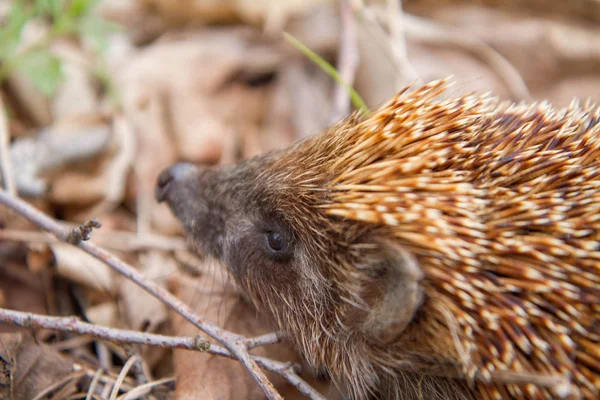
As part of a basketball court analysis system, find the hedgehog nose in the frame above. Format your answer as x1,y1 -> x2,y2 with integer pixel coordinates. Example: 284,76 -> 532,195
155,162 -> 196,202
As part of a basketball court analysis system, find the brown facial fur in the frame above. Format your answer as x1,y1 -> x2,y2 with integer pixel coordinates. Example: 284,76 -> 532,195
158,80 -> 600,400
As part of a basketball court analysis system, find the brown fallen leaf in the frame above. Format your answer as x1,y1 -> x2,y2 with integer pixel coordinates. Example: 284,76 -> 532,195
0,334 -> 16,400
51,243 -> 116,294
0,333 -> 76,400
0,265 -> 47,319
118,250 -> 174,333
86,302 -> 120,328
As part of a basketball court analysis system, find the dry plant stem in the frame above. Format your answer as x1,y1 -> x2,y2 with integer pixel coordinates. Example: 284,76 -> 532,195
0,307 -> 209,353
86,368 -> 104,400
332,0 -> 360,122
109,355 -> 138,400
385,0 -> 420,84
117,377 -> 175,400
0,96 -> 16,196
350,0 -> 414,88
0,191 -> 282,400
0,228 -> 188,252
245,332 -> 282,350
0,307 -> 326,400
68,218 -> 102,244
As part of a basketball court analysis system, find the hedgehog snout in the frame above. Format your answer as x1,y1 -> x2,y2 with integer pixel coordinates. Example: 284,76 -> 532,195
155,162 -> 197,202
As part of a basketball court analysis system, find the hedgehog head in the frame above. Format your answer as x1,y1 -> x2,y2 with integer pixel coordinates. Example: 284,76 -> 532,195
154,129 -> 426,346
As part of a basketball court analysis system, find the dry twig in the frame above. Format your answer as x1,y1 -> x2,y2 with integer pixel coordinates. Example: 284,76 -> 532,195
0,190 -> 325,400
67,218 -> 102,244
0,307 -> 325,399
350,0 -> 419,90
245,332 -> 282,350
332,0 -> 360,122
385,0 -> 420,85
0,228 -> 188,252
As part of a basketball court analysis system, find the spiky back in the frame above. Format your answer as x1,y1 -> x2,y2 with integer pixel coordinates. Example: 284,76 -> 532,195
323,80 -> 600,399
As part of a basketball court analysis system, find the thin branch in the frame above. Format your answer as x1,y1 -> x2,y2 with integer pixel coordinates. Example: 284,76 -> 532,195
331,0 -> 360,122
385,0 -> 420,85
245,332 -> 282,350
0,96 -> 16,196
0,228 -> 188,252
350,0 -> 418,91
0,307 -> 210,352
67,218 -> 102,244
0,190 -> 282,400
0,307 -> 326,400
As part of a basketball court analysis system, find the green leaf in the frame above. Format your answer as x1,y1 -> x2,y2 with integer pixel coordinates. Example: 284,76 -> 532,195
67,0 -> 99,18
35,0 -> 77,35
283,32 -> 371,116
0,2 -> 34,58
79,16 -> 122,53
35,0 -> 64,19
20,49 -> 64,96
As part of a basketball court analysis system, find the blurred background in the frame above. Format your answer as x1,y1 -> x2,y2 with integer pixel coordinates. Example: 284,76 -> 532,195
0,0 -> 599,399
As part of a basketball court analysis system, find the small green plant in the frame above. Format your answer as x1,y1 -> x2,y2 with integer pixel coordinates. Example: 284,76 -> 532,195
283,32 -> 371,116
0,0 -> 120,98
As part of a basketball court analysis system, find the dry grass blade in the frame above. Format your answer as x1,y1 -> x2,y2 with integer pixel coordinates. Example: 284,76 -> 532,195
109,355 -> 138,400
116,377 -> 175,400
85,368 -> 104,400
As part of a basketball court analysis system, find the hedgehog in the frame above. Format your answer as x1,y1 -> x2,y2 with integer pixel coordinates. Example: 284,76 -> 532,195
155,79 -> 600,400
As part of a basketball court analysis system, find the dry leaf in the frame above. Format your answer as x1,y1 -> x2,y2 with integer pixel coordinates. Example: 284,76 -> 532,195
86,302 -> 119,327
51,243 -> 115,294
0,266 -> 47,317
118,250 -> 174,332
25,243 -> 54,274
0,333 -> 76,400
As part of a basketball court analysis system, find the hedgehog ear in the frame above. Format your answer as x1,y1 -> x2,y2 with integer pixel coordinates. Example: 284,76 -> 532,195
358,242 -> 424,345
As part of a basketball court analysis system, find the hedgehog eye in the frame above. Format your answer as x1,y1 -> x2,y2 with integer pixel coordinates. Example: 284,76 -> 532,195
267,231 -> 284,251
263,230 -> 293,261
